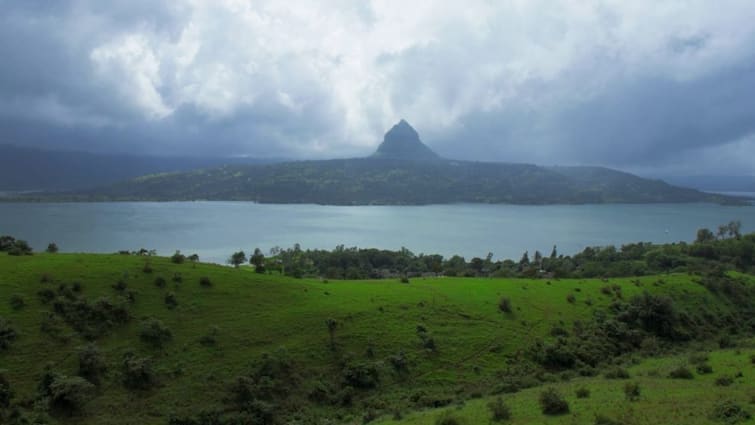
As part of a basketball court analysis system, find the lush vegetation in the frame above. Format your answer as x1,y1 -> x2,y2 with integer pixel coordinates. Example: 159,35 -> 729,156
236,224 -> 753,280
0,232 -> 753,424
15,158 -> 744,205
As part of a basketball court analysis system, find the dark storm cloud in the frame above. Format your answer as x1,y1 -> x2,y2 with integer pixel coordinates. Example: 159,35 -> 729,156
0,0 -> 754,173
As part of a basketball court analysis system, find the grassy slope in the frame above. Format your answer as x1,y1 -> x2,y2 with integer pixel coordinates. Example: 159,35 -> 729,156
0,253 -> 753,424
376,348 -> 755,425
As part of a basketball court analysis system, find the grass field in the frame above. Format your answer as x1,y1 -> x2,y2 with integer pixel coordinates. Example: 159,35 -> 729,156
0,253 -> 753,424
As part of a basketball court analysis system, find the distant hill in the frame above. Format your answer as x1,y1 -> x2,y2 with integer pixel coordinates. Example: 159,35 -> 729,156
659,175 -> 755,193
0,144 -> 281,192
9,121 -> 746,204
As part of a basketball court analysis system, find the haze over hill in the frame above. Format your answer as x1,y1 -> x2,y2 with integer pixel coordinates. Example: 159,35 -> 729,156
20,120 -> 743,206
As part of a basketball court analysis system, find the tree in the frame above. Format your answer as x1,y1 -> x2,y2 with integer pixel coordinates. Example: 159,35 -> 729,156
48,375 -> 94,415
228,251 -> 247,268
696,228 -> 715,243
78,343 -> 107,385
46,242 -> 59,253
519,251 -> 530,266
250,248 -> 266,273
171,250 -> 185,264
727,220 -> 742,239
550,245 -> 558,259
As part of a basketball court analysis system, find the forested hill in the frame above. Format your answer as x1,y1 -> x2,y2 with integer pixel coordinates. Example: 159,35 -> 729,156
40,158 -> 741,205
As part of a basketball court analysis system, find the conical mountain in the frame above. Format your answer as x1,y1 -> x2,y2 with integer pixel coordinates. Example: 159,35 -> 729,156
372,120 -> 439,160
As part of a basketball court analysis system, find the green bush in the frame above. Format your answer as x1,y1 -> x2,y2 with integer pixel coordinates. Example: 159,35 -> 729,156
0,317 -> 18,350
0,373 -> 11,408
435,411 -> 464,425
47,375 -> 94,415
164,292 -> 178,309
575,387 -> 590,398
624,382 -> 640,401
46,243 -> 59,253
604,367 -> 630,379
199,276 -> 212,287
696,363 -> 713,374
710,399 -> 751,423
539,387 -> 569,415
9,294 -> 24,310
715,375 -> 734,386
498,297 -> 512,313
154,276 -> 166,288
122,353 -> 155,390
139,318 -> 172,348
668,366 -> 694,379
171,250 -> 186,264
199,326 -> 219,347
77,343 -> 107,386
487,397 -> 511,421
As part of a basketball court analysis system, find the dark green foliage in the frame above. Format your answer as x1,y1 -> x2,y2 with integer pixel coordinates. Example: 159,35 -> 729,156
624,382 -> 640,401
47,294 -> 130,340
326,318 -> 337,350
575,387 -> 590,398
0,374 -> 11,408
710,399 -> 751,423
566,293 -> 576,304
250,248 -> 266,273
199,326 -> 219,347
668,366 -> 694,379
164,292 -> 178,309
142,261 -> 153,274
199,276 -> 212,287
6,239 -> 32,256
388,351 -> 409,374
594,414 -> 622,425
342,361 -> 380,389
498,297 -> 512,313
77,343 -> 106,385
122,353 -> 156,390
172,272 -> 183,283
9,294 -> 24,310
47,375 -> 94,415
435,411 -> 464,425
487,397 -> 511,421
696,363 -> 713,374
139,318 -> 172,348
400,276 -> 410,284
112,279 -> 127,293
539,387 -> 569,415
154,276 -> 166,288
715,375 -> 734,386
0,317 -> 18,350
417,326 -> 437,352
46,243 -> 58,253
228,251 -> 246,268
171,250 -> 186,264
604,367 -> 630,379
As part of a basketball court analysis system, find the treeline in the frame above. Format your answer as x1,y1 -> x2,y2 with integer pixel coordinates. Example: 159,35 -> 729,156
247,222 -> 752,279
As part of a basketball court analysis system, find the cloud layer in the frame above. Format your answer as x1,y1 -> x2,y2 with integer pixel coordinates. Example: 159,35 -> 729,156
1,0 -> 754,174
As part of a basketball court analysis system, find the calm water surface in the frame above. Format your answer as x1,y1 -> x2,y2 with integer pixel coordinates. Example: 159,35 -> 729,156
0,202 -> 753,263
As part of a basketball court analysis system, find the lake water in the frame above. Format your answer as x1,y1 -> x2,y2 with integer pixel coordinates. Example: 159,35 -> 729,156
1,202 -> 753,264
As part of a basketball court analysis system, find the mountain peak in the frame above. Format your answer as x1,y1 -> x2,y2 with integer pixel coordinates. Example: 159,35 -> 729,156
372,120 -> 439,160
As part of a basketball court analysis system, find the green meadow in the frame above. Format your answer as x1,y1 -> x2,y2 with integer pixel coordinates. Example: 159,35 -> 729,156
0,253 -> 753,424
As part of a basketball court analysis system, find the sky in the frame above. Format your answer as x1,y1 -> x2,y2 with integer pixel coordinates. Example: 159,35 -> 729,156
1,0 -> 754,175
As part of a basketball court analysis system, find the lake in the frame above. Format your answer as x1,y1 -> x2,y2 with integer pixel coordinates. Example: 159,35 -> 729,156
1,202 -> 753,264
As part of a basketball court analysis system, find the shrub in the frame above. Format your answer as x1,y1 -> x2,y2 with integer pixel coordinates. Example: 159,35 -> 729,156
199,276 -> 212,287
624,382 -> 640,401
172,273 -> 182,283
199,326 -> 219,347
47,375 -> 94,415
122,353 -> 155,390
594,414 -> 621,425
142,262 -> 153,274
139,318 -> 172,348
566,293 -> 576,304
487,397 -> 511,421
7,239 -> 32,256
575,387 -> 590,398
668,366 -> 694,379
171,250 -> 185,264
498,297 -> 512,313
715,375 -> 734,386
604,367 -> 630,379
46,243 -> 59,253
400,276 -> 410,284
710,400 -> 751,423
164,292 -> 178,309
435,411 -> 464,425
0,373 -> 11,408
696,363 -> 713,374
389,351 -> 409,374
539,387 -> 569,415
40,272 -> 53,283
0,317 -> 18,350
342,361 -> 380,389
154,276 -> 166,288
9,294 -> 24,310
112,279 -> 127,293
77,343 -> 107,385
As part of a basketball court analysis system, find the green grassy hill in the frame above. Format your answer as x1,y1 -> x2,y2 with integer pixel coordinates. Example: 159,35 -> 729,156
0,253 -> 753,424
